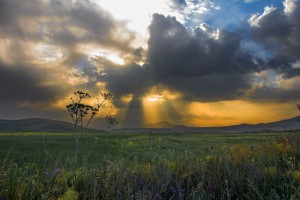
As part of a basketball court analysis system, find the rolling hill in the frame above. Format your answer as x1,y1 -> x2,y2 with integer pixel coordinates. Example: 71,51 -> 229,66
0,118 -> 103,133
1,116 -> 300,133
114,116 -> 300,133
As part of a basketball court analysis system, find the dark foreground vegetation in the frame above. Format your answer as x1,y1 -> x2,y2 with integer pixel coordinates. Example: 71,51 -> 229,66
0,132 -> 300,199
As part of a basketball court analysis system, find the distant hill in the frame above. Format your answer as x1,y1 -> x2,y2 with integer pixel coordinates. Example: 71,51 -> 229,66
0,118 -> 103,133
113,116 -> 300,133
1,116 -> 300,133
217,116 -> 300,133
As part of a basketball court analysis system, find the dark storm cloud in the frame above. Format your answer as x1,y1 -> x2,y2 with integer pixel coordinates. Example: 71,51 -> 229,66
163,73 -> 251,102
246,85 -> 300,102
0,62 -> 64,105
249,7 -> 291,45
0,0 -> 50,37
282,68 -> 300,79
105,64 -> 152,98
82,14 -> 270,103
55,0 -> 135,52
249,1 -> 300,74
82,14 -> 265,104
52,0 -> 135,50
69,2 -> 114,40
146,14 -> 261,101
0,0 -> 138,118
0,0 -> 135,52
84,62 -> 152,99
82,66 -> 103,82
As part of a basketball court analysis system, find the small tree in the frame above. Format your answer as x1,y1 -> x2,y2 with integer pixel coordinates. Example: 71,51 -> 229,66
66,91 -> 118,177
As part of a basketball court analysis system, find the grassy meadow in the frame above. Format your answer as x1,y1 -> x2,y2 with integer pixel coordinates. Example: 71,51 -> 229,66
1,131 -> 300,199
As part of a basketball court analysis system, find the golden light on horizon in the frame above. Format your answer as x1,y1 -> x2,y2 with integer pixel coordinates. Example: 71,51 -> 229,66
141,89 -> 183,124
185,100 -> 299,127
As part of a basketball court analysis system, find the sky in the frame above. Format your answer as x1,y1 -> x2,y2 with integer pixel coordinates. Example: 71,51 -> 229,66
1,0 -> 300,128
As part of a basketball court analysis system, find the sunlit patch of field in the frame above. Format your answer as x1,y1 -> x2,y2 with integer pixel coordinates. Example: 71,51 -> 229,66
0,131 -> 300,199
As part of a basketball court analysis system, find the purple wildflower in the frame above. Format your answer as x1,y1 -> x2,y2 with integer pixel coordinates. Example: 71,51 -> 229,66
148,186 -> 159,200
252,163 -> 258,175
53,167 -> 61,177
43,171 -> 51,177
208,180 -> 214,193
172,187 -> 185,197
52,165 -> 63,177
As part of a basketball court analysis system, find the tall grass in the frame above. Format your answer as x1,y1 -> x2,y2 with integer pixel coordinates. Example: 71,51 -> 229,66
1,133 -> 300,199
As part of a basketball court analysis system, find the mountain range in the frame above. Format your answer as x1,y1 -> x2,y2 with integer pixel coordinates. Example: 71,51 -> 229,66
1,116 -> 300,133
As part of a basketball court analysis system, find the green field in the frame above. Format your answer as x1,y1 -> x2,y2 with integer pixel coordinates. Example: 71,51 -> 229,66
1,131 -> 300,199
0,131 -> 286,167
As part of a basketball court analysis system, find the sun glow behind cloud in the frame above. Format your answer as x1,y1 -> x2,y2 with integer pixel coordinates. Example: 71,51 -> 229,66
142,95 -> 165,124
93,0 -> 217,45
145,94 -> 164,103
140,89 -> 184,125
93,0 -> 170,44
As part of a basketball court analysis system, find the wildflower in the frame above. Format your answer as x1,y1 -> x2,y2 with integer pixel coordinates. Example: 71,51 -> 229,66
172,187 -> 185,198
53,167 -> 62,177
43,170 -> 51,177
252,163 -> 259,175
207,180 -> 214,193
148,186 -> 159,200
